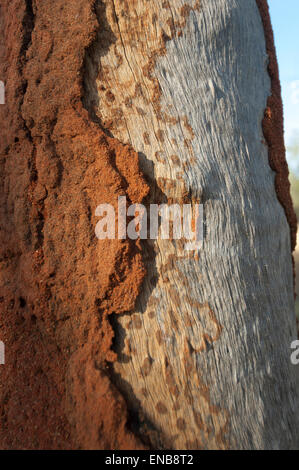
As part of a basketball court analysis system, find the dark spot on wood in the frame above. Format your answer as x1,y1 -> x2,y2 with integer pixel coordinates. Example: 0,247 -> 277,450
177,418 -> 186,430
156,329 -> 163,345
142,356 -> 153,376
136,107 -> 146,116
170,154 -> 181,166
124,97 -> 132,108
156,401 -> 168,414
105,90 -> 115,102
157,129 -> 165,143
169,287 -> 181,306
132,315 -> 142,329
143,132 -> 150,145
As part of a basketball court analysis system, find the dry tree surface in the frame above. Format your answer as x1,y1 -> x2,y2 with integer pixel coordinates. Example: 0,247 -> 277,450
0,0 -> 298,450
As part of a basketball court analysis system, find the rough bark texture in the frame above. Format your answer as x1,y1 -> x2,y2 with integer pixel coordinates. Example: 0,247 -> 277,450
85,0 -> 299,449
0,0 -> 147,450
0,0 -> 298,450
256,0 -> 297,275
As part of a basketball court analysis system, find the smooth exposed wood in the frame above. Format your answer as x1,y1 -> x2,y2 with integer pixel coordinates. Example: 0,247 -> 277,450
84,0 -> 299,449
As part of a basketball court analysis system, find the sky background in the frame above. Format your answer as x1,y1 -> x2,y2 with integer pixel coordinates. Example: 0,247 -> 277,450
268,0 -> 299,173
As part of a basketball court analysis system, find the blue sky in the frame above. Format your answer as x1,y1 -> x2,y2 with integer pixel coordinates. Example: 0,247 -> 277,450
268,0 -> 299,171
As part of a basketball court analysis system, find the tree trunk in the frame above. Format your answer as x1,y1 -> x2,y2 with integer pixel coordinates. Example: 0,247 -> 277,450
0,0 -> 298,450
84,0 -> 299,449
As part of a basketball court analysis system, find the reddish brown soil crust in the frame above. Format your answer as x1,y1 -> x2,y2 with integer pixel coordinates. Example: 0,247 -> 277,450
256,0 -> 297,282
0,0 -> 147,449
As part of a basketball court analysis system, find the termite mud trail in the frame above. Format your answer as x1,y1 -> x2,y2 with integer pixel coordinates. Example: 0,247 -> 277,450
84,0 -> 299,449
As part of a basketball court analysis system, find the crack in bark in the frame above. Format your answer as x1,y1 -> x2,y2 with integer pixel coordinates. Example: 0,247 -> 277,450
256,0 -> 297,294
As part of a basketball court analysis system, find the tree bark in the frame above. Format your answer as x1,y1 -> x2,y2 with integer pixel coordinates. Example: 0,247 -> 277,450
84,0 -> 299,449
0,0 -> 298,450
